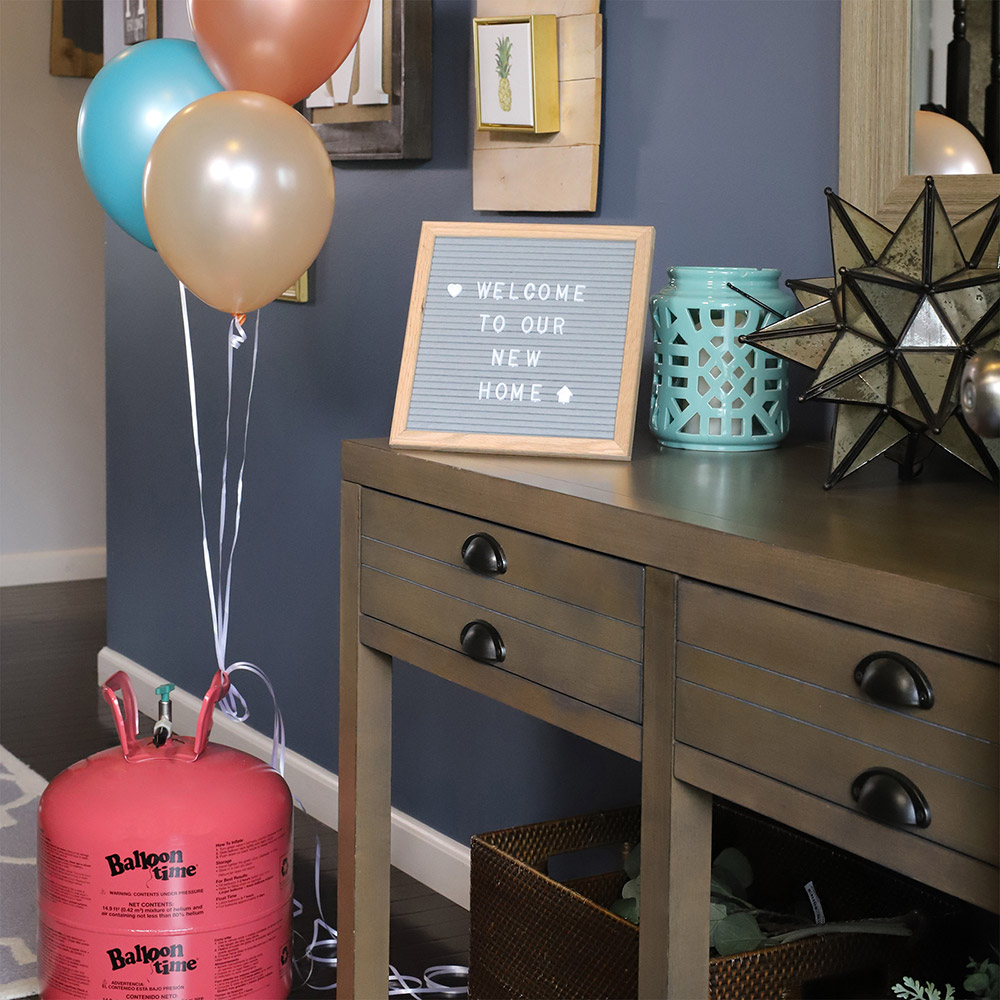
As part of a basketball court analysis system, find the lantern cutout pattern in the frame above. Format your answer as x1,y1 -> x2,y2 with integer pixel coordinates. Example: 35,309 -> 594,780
37,670 -> 294,1000
740,178 -> 999,488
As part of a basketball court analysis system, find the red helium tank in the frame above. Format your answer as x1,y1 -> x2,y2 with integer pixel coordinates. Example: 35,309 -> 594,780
37,670 -> 293,1000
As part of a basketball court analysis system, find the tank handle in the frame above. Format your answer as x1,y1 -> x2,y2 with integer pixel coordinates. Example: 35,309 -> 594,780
193,669 -> 232,757
101,670 -> 140,758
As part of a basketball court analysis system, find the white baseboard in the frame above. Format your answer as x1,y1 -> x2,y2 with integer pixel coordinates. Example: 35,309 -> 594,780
96,647 -> 471,909
1,547 -> 106,586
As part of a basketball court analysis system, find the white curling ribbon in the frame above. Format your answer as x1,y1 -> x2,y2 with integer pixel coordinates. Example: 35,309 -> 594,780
229,312 -> 247,349
178,283 -> 280,771
221,661 -> 286,776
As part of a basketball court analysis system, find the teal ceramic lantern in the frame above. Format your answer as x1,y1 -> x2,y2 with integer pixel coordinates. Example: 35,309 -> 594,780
649,266 -> 796,451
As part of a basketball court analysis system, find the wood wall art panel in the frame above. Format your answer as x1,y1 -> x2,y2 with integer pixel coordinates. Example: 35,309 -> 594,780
473,1 -> 602,212
476,0 -> 599,17
472,145 -> 599,212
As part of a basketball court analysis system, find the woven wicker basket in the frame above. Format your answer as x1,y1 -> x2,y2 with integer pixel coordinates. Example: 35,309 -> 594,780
469,801 -> 937,1000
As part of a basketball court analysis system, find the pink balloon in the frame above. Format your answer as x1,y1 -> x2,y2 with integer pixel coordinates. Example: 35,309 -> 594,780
188,0 -> 371,106
143,91 -> 335,315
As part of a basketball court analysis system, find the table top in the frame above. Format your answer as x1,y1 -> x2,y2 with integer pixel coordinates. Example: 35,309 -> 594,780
343,436 -> 999,661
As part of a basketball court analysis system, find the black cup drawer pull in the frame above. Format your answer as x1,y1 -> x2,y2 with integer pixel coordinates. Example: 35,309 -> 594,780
851,768 -> 931,829
460,620 -> 506,663
853,651 -> 934,709
461,533 -> 507,575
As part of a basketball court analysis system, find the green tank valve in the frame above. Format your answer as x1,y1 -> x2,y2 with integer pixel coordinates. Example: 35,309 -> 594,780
152,683 -> 175,747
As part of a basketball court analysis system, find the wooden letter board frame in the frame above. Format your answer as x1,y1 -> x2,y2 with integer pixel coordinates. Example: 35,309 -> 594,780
390,222 -> 655,459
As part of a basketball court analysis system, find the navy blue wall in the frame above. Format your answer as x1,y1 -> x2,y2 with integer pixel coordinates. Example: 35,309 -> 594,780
106,0 -> 841,845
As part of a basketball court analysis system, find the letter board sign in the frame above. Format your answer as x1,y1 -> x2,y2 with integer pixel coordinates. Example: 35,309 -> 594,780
390,222 -> 655,459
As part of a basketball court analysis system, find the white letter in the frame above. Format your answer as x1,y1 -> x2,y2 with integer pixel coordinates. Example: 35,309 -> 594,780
493,315 -> 506,334
524,283 -> 536,300
526,349 -> 541,366
305,80 -> 335,108
326,44 -> 357,105
508,349 -> 520,367
491,348 -> 505,366
352,0 -> 389,105
477,282 -> 493,299
538,283 -> 550,300
555,284 -> 569,301
574,284 -> 586,302
496,382 -> 508,400
510,383 -> 524,400
553,317 -> 565,335
479,381 -> 491,399
521,316 -> 534,334
530,384 -> 542,401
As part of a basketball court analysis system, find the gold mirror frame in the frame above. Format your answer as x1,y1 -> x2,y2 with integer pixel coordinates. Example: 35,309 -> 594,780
839,0 -> 999,228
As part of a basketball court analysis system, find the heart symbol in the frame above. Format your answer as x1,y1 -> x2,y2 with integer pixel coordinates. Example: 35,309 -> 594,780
447,283 -> 462,298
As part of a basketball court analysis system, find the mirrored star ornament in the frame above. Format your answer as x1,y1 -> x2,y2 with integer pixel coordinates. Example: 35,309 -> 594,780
740,177 -> 999,488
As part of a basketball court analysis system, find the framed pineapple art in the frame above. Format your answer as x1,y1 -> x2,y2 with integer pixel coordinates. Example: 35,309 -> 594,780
473,15 -> 559,133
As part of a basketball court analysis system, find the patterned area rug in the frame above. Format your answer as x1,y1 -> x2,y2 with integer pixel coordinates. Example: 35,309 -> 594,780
0,746 -> 45,1000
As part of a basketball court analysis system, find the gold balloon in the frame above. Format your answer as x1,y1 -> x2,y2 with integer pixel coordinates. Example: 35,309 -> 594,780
143,90 -> 334,314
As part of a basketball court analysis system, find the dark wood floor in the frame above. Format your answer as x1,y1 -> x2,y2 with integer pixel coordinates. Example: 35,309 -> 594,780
0,578 -> 469,999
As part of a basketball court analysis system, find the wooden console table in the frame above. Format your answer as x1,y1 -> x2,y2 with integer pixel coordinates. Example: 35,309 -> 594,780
339,436 -> 998,999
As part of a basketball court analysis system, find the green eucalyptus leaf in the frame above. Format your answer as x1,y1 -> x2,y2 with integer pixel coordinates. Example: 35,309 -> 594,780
712,910 -> 764,957
710,871 -> 741,899
709,903 -> 727,952
712,847 -> 754,893
964,959 -> 999,1000
965,973 -> 989,996
610,896 -> 639,924
622,875 -> 640,902
624,842 -> 641,880
710,875 -> 754,909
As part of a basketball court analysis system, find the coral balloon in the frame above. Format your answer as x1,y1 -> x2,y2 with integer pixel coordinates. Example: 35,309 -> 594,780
187,0 -> 371,106
143,91 -> 335,315
77,39 -> 222,248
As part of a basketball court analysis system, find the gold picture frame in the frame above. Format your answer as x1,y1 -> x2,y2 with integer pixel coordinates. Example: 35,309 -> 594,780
50,0 -> 103,78
278,272 -> 310,304
474,15 -> 559,134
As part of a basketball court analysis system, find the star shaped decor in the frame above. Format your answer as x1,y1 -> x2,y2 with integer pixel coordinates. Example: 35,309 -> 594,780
739,178 -> 999,488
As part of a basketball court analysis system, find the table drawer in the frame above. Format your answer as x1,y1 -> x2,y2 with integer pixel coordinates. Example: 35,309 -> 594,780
675,580 -> 999,866
677,581 -> 998,742
675,681 -> 998,865
362,489 -> 644,625
361,566 -> 642,721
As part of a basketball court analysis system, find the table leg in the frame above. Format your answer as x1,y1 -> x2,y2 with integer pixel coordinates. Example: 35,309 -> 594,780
339,482 -> 393,999
640,569 -> 713,998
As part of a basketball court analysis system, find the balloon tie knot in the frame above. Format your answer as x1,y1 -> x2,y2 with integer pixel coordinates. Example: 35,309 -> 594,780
230,313 -> 247,349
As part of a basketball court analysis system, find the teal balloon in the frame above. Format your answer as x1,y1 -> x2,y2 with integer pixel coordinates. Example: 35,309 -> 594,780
77,39 -> 221,249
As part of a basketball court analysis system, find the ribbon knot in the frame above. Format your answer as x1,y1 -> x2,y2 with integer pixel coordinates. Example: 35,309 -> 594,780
230,313 -> 247,349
